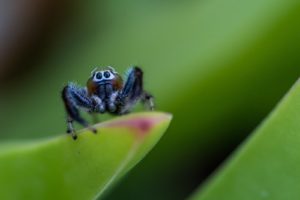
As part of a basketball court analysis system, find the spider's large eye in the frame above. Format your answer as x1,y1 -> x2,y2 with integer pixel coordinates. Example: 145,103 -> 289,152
104,71 -> 111,78
96,72 -> 102,79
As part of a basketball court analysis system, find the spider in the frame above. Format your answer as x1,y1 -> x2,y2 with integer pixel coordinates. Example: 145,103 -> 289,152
61,66 -> 154,140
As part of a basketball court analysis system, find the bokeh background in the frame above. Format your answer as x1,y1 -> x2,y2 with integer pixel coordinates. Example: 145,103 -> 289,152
1,0 -> 300,199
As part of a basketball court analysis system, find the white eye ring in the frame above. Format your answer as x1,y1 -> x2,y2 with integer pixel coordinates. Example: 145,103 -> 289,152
93,71 -> 115,82
103,71 -> 115,80
93,72 -> 103,81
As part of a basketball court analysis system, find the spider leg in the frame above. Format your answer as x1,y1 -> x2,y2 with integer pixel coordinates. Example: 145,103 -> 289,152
117,67 -> 154,114
62,83 -> 97,139
141,91 -> 155,111
120,67 -> 143,100
66,116 -> 77,140
88,95 -> 106,125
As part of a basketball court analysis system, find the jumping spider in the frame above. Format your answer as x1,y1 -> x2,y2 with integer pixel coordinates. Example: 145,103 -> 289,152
62,66 -> 154,140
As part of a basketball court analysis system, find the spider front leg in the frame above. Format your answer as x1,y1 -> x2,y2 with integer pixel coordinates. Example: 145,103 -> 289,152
62,83 -> 97,140
89,95 -> 106,124
117,66 -> 155,114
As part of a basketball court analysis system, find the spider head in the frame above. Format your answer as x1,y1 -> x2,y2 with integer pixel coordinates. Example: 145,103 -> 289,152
87,66 -> 123,95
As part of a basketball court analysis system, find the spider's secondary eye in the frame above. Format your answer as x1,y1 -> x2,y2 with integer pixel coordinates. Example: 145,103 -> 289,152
104,71 -> 110,78
96,72 -> 102,79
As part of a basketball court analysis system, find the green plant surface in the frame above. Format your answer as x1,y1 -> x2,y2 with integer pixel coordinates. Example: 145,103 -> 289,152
1,0 -> 300,199
108,1 -> 300,199
190,79 -> 300,200
0,112 -> 171,200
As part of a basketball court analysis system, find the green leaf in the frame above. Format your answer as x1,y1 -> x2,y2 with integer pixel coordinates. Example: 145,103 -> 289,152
108,2 -> 300,199
1,0 -> 300,199
190,79 -> 300,200
0,112 -> 171,200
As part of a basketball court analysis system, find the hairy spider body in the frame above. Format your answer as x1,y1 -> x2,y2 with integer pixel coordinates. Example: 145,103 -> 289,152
61,66 -> 154,140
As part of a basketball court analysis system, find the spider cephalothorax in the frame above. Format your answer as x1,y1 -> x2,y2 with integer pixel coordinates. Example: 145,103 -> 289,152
62,66 -> 154,140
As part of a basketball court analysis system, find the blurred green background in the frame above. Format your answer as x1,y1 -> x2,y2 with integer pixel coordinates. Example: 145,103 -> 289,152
0,0 -> 300,199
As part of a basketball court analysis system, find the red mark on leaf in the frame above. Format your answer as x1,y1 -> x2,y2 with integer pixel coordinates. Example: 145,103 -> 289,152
103,114 -> 171,137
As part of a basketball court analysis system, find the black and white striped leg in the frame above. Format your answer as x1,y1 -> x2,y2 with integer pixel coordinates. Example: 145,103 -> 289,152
117,67 -> 144,113
120,66 -> 144,101
62,83 -> 97,139
66,116 -> 77,140
118,66 -> 155,113
141,92 -> 155,111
